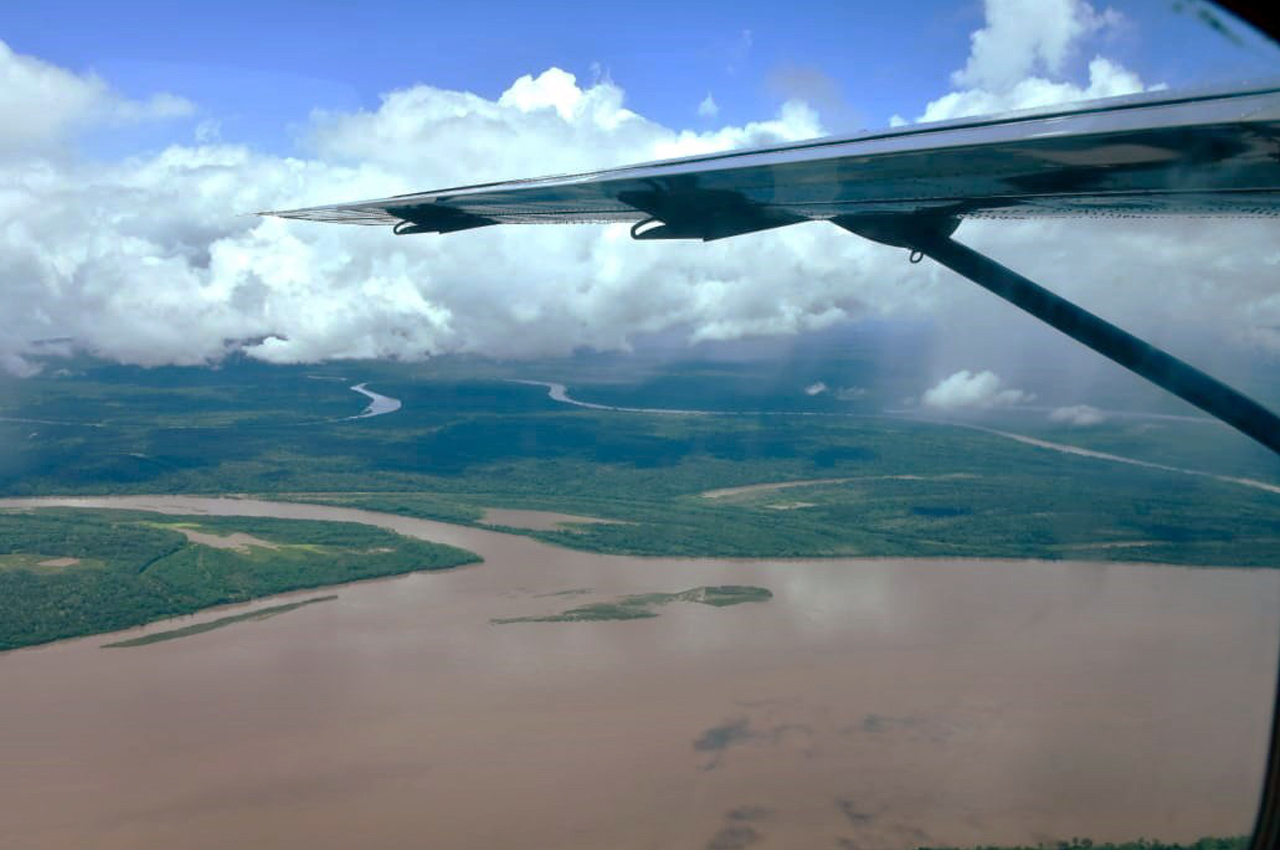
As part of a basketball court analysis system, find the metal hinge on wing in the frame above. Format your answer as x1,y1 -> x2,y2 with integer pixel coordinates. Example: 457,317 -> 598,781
832,213 -> 961,254
388,204 -> 497,235
833,213 -> 961,264
620,186 -> 805,241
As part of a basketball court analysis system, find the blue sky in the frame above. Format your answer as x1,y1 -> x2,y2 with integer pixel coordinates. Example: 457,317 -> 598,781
3,0 -> 1276,155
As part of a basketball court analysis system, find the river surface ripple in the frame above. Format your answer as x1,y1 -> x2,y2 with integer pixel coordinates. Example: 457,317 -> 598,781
0,495 -> 1276,850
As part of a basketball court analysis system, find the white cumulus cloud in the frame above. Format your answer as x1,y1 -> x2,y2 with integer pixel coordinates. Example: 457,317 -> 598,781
923,370 -> 1032,410
0,40 -> 191,158
953,0 -> 1122,92
921,56 -> 1150,122
0,51 -> 885,372
914,0 -> 1152,122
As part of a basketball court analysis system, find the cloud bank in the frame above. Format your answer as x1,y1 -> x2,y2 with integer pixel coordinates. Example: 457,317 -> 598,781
0,0 -> 1275,379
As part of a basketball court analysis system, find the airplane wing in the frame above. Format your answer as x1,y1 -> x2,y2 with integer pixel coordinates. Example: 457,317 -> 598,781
262,80 -> 1280,239
264,80 -> 1280,455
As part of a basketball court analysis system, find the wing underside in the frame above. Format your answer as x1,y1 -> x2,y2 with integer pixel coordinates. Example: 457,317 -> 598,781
263,81 -> 1280,239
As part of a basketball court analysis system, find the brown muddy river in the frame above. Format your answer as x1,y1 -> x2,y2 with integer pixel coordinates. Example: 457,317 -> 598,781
0,496 -> 1276,850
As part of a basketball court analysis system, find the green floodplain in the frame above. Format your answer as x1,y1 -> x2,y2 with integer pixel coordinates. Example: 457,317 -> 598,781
0,348 -> 1277,652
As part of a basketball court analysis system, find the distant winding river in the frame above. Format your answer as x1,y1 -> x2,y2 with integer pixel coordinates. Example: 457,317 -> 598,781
344,382 -> 401,419
513,379 -> 1280,496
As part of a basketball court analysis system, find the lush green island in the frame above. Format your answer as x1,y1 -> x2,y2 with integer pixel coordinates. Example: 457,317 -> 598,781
493,585 -> 773,623
0,508 -> 479,650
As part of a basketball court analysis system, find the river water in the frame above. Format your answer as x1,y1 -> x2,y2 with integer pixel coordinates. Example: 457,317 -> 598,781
344,383 -> 402,419
0,495 -> 1275,850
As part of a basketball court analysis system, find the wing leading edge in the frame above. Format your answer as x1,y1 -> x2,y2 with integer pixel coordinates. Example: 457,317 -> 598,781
263,80 -> 1280,238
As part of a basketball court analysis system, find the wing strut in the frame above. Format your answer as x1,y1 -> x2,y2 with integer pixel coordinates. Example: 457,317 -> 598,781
835,215 -> 1280,455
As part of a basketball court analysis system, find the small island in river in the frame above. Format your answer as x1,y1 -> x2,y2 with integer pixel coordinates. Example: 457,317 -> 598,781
492,584 -> 772,624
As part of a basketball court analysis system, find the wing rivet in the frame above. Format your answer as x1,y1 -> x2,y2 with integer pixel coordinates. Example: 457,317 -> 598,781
909,249 -> 924,264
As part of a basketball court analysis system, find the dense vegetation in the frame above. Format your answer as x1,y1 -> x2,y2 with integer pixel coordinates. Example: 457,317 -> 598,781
0,357 -> 1275,568
492,585 -> 773,623
287,442 -> 1279,565
0,508 -> 479,650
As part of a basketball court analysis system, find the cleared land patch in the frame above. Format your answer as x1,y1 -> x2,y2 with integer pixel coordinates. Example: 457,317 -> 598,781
0,553 -> 101,573
701,473 -> 979,499
169,527 -> 281,550
701,477 -> 857,499
765,501 -> 816,510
